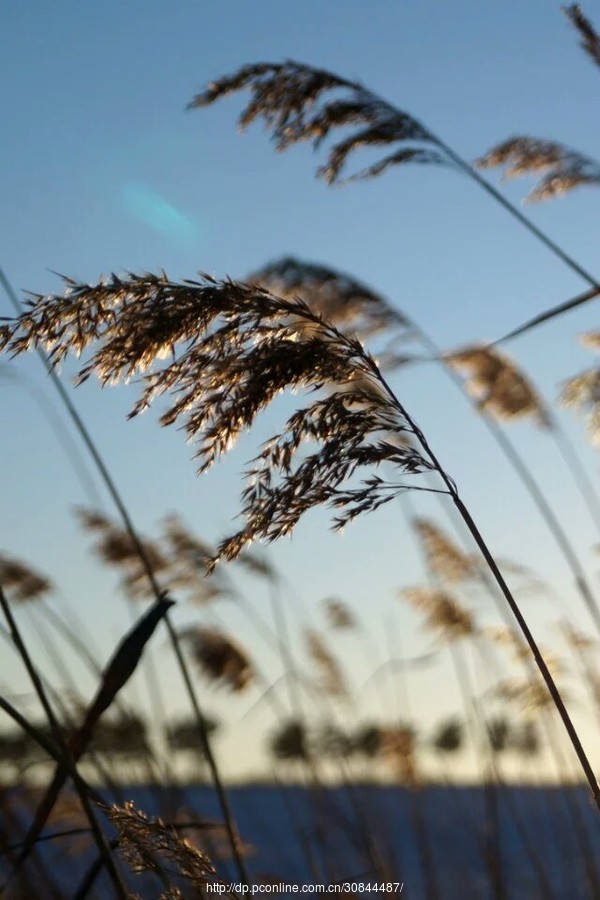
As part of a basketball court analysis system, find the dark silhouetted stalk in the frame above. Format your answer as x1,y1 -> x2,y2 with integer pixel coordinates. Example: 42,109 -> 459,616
0,588 -> 128,899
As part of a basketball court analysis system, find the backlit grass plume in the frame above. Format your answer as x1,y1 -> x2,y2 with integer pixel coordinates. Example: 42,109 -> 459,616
0,273 -> 432,565
107,801 -> 216,891
561,331 -> 600,446
1,270 -> 599,804
447,345 -> 551,427
188,61 -> 447,184
476,136 -> 600,203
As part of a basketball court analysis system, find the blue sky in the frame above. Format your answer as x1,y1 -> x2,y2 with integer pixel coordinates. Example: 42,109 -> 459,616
1,0 -> 600,779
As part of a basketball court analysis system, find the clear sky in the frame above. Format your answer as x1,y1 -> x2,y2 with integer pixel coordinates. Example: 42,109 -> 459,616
1,0 -> 600,780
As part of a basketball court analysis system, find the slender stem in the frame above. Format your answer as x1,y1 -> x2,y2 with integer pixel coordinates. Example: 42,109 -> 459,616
374,367 -> 600,808
412,324 -> 600,635
432,138 -> 600,290
454,495 -> 600,806
550,416 -> 600,537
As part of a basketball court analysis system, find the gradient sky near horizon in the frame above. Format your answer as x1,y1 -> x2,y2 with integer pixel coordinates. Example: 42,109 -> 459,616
1,0 -> 600,780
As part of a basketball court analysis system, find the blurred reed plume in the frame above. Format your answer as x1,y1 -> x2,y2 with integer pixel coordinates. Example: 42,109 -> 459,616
412,519 -> 475,586
564,4 -> 600,70
304,629 -> 348,699
0,554 -> 52,603
561,332 -> 600,446
446,345 -> 551,427
184,627 -> 254,692
380,727 -> 417,785
248,257 -> 410,346
401,588 -> 475,640
107,801 -> 216,891
476,137 -> 600,203
160,514 -> 228,604
487,627 -> 568,713
76,507 -> 170,600
485,626 -> 564,670
323,598 -> 356,631
188,62 -> 446,185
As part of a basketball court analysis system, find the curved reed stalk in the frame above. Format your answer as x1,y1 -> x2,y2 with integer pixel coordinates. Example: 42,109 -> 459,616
1,272 -> 597,810
0,267 -> 249,887
0,362 -> 103,508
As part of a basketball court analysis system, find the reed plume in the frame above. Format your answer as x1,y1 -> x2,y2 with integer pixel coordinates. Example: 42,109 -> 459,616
160,515 -> 228,604
248,256 -> 410,346
476,137 -> 600,203
401,587 -> 476,640
561,332 -> 600,446
323,597 -> 356,630
0,274 -> 432,566
304,628 -> 348,699
412,519 -> 476,586
188,62 -> 446,185
183,627 -> 254,692
0,554 -> 52,603
1,271 -> 598,803
446,345 -> 551,426
76,507 -> 170,600
564,4 -> 600,70
106,801 -> 216,889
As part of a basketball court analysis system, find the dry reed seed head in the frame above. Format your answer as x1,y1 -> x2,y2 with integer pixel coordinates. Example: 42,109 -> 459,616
485,626 -> 565,677
305,628 -> 349,698
247,257 -> 411,346
1,274 -> 434,566
446,344 -> 551,427
561,333 -> 600,446
494,678 -> 565,714
188,61 -> 447,184
580,330 -> 600,350
564,5 -> 600,69
0,553 -> 53,602
561,370 -> 600,445
323,597 -> 357,630
413,518 -> 476,585
380,726 -> 418,785
560,620 -> 597,652
106,801 -> 216,890
476,135 -> 600,202
76,507 -> 169,599
160,515 -> 229,603
184,627 -> 254,691
401,587 -> 475,638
